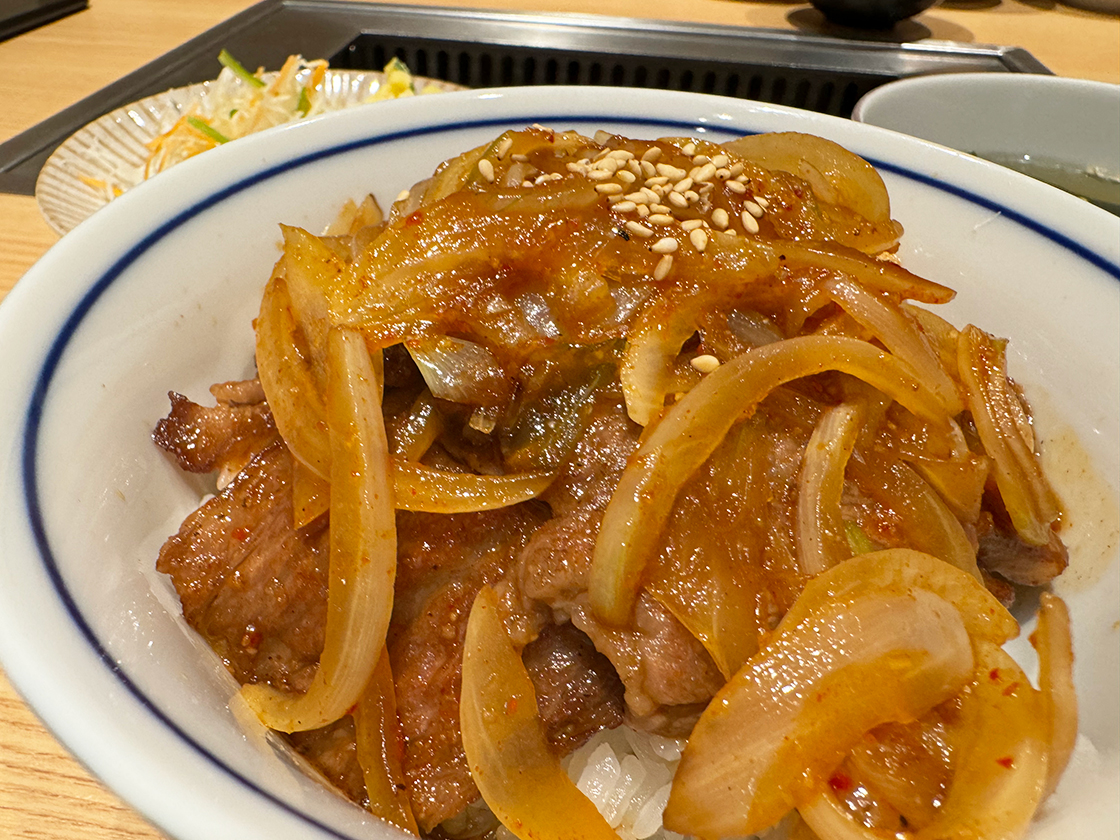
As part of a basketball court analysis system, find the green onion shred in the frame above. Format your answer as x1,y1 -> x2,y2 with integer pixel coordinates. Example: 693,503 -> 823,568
218,49 -> 266,88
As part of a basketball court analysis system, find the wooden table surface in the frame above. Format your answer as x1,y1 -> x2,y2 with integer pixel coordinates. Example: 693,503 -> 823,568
0,0 -> 1117,837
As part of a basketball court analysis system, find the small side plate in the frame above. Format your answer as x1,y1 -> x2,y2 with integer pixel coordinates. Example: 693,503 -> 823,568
35,69 -> 462,235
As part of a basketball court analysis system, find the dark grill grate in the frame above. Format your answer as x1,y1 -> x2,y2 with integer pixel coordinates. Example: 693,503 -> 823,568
334,36 -> 878,116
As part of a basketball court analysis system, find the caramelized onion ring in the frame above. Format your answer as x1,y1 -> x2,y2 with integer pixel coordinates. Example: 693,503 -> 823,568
460,586 -> 622,840
590,335 -> 952,626
240,327 -> 396,731
664,587 -> 973,836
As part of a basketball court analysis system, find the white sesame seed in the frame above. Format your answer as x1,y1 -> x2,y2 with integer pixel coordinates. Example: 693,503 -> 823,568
645,176 -> 671,187
755,196 -> 770,209
647,213 -> 676,225
396,189 -> 411,202
735,173 -> 750,183
741,210 -> 760,234
689,228 -> 709,252
617,170 -> 637,184
715,168 -> 731,181
478,158 -> 496,182
641,187 -> 661,203
684,190 -> 700,204
711,208 -> 730,229
593,157 -> 620,173
668,191 -> 689,209
650,203 -> 672,215
652,236 -> 679,254
744,200 -> 764,218
495,136 -> 514,160
654,253 -> 674,280
522,180 -> 534,187
681,218 -> 705,231
511,153 -> 529,163
587,170 -> 613,182
641,146 -> 662,163
694,163 -> 718,183
625,220 -> 655,238
566,162 -> 587,174
674,177 -> 694,193
613,200 -> 638,213
729,163 -> 745,177
596,183 -> 624,195
640,160 -> 657,178
624,191 -> 649,204
712,155 -> 729,169
656,163 -> 688,180
627,159 -> 642,176
681,142 -> 697,156
726,180 -> 747,194
637,204 -> 650,218
692,154 -> 711,166
691,354 -> 720,373
609,149 -> 635,161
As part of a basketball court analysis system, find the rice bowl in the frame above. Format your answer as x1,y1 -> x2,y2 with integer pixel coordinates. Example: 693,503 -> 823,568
0,86 -> 1116,840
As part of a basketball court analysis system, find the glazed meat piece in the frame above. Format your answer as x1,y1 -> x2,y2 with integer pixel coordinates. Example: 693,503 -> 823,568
977,510 -> 1069,587
390,505 -> 548,832
287,716 -> 368,807
156,441 -> 329,693
153,380 -> 277,482
522,621 -> 626,755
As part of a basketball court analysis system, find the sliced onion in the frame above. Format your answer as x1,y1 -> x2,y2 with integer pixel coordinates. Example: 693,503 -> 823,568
393,461 -> 554,512
619,288 -> 704,427
779,549 -> 1017,647
389,391 -> 444,461
1035,592 -> 1077,799
291,459 -> 330,529
354,651 -> 420,834
913,643 -> 1049,840
255,274 -> 331,479
620,246 -> 777,427
846,457 -> 981,580
775,240 -> 954,305
796,403 -> 862,576
824,278 -> 963,416
721,132 -> 893,225
590,334 -> 952,626
406,334 -> 510,406
240,327 -> 396,732
460,586 -> 622,840
958,325 -> 1061,545
281,223 -> 344,376
903,451 -> 990,523
663,587 -> 973,836
799,789 -> 888,840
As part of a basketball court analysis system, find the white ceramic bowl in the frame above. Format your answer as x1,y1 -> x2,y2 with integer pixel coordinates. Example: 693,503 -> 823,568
0,86 -> 1117,840
852,73 -> 1120,213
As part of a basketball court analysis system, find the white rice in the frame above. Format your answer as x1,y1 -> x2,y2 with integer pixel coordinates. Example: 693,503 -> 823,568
458,724 -> 787,840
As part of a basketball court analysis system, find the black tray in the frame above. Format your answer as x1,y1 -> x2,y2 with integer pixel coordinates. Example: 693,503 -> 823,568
0,0 -> 1049,195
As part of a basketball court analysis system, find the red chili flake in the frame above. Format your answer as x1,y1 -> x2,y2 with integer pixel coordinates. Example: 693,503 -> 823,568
828,771 -> 853,793
405,210 -> 425,227
232,527 -> 251,542
996,756 -> 1015,769
505,698 -> 519,716
1002,681 -> 1021,697
989,667 -> 1001,681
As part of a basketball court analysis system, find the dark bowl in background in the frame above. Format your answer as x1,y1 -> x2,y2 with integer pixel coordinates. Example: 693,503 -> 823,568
809,0 -> 939,28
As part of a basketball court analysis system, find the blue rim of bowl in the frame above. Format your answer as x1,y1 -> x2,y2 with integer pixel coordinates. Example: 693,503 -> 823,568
17,108 -> 1120,839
